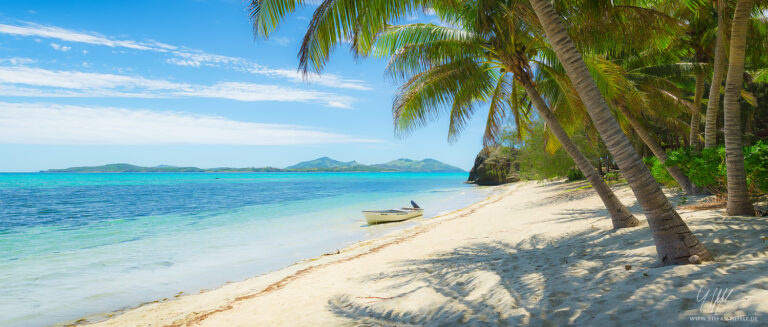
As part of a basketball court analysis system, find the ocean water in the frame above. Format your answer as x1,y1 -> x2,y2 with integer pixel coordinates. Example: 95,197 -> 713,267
0,172 -> 494,326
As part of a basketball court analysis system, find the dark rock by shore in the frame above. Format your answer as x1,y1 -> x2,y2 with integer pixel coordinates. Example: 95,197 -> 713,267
467,147 -> 520,185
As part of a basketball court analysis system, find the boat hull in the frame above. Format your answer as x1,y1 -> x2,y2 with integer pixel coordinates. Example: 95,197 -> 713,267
363,209 -> 423,225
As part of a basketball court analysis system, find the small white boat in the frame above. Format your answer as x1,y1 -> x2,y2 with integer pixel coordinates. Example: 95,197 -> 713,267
363,201 -> 424,225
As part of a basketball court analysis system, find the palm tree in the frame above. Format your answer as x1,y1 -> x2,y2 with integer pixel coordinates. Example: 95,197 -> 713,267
681,5 -> 715,149
616,103 -> 699,194
378,20 -> 639,228
648,0 -> 718,150
705,0 -> 727,148
581,55 -> 702,194
250,0 -> 711,265
702,0 -> 768,148
690,72 -> 705,148
528,0 -> 712,264
722,0 -> 755,216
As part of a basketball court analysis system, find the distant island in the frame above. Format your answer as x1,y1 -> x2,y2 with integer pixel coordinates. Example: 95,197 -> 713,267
41,157 -> 465,173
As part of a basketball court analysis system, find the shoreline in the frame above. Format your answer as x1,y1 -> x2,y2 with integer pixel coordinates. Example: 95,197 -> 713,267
69,183 -> 511,326
82,180 -> 768,326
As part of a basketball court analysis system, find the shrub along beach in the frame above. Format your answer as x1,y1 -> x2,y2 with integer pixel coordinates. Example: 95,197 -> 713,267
2,0 -> 767,326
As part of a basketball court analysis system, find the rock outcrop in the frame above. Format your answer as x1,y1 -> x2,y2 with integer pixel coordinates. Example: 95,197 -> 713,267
467,147 -> 520,185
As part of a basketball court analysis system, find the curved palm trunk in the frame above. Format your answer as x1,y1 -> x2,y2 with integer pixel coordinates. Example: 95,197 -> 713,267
530,0 -> 712,265
616,105 -> 699,195
690,73 -> 704,148
723,0 -> 755,216
518,75 -> 640,228
704,0 -> 726,148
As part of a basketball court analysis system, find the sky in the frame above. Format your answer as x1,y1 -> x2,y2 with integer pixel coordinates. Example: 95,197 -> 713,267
0,0 -> 491,172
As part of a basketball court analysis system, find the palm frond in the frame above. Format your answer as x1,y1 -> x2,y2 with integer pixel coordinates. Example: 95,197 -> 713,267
250,0 -> 307,37
392,58 -> 498,140
299,0 -> 443,73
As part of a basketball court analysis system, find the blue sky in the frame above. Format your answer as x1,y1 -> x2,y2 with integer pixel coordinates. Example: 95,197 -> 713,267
0,0 -> 490,172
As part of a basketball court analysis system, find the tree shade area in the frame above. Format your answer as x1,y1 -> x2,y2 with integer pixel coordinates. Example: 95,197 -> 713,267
249,0 -> 768,265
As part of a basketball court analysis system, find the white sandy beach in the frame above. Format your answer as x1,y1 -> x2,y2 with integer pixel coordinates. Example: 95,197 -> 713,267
81,180 -> 768,326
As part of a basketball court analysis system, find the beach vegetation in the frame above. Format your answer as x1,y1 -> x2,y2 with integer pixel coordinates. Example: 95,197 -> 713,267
656,142 -> 768,196
566,168 -> 586,182
248,0 -> 768,265
603,171 -> 620,182
503,122 -> 597,182
643,156 -> 678,188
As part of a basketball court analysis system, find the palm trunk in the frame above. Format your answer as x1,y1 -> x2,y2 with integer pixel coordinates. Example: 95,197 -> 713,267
530,0 -> 712,265
723,0 -> 755,216
597,158 -> 603,176
704,0 -> 726,148
518,75 -> 640,228
616,104 -> 699,195
689,72 -> 704,148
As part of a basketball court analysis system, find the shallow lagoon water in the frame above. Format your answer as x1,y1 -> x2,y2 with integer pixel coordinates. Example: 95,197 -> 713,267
0,172 -> 493,326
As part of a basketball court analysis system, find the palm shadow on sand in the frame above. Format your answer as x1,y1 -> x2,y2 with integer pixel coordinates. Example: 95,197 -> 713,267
327,217 -> 768,326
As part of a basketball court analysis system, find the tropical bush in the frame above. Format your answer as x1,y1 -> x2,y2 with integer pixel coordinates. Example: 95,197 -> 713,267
502,123 -> 576,180
566,168 -> 586,182
649,142 -> 768,195
665,147 -> 726,192
744,141 -> 768,193
643,156 -> 678,188
502,122 -> 607,182
603,171 -> 621,181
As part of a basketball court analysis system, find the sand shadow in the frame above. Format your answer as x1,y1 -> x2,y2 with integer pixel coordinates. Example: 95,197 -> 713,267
529,182 -> 633,209
327,218 -> 768,326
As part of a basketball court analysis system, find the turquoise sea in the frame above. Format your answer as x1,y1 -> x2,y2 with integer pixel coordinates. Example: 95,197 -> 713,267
0,172 -> 493,326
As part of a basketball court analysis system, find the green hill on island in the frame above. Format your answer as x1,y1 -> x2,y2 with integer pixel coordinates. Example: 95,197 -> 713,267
372,158 -> 464,172
42,158 -> 464,173
285,157 -> 360,170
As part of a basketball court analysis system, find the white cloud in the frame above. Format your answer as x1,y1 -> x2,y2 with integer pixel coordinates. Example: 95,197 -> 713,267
0,84 -> 167,99
165,58 -> 201,67
167,52 -> 372,90
0,23 -> 157,51
0,57 -> 36,65
50,42 -> 71,52
146,39 -> 177,50
249,66 -> 372,91
182,82 -> 354,107
172,50 -> 244,66
0,66 -> 354,108
0,66 -> 182,90
269,37 -> 291,46
0,22 -> 371,91
0,102 -> 379,145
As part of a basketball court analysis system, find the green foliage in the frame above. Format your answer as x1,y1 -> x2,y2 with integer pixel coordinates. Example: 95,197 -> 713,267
657,142 -> 768,195
643,156 -> 677,188
371,158 -> 465,172
665,147 -> 726,192
503,122 -> 577,180
744,141 -> 768,193
566,168 -> 586,182
603,171 -> 620,181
